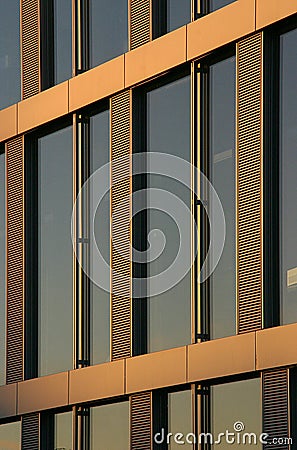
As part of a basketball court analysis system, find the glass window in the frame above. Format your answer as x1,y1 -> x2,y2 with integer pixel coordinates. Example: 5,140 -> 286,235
210,378 -> 261,449
90,110 -> 110,365
280,28 -> 297,325
167,0 -> 191,32
0,422 -> 21,450
38,125 -> 73,376
168,390 -> 193,449
146,75 -> 191,353
90,401 -> 129,450
208,56 -> 236,339
54,0 -> 72,84
209,0 -> 236,12
55,411 -> 72,450
0,0 -> 21,109
0,150 -> 5,385
90,0 -> 128,68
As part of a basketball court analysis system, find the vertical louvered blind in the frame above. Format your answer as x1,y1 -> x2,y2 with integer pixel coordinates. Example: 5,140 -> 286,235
130,0 -> 151,50
131,392 -> 152,449
22,413 -> 40,450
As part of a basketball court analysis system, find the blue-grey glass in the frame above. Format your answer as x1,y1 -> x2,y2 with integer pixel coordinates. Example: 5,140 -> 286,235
209,56 -> 236,339
211,379 -> 261,449
147,76 -> 191,352
209,0 -> 235,12
54,0 -> 72,84
167,0 -> 191,32
168,390 -> 192,449
90,0 -> 128,68
90,110 -> 110,365
0,0 -> 21,109
0,422 -> 21,450
55,411 -> 72,450
38,126 -> 73,376
0,152 -> 5,386
280,29 -> 297,325
90,401 -> 129,450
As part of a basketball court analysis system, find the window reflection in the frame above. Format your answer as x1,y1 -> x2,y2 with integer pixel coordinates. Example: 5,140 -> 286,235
0,0 -> 21,109
54,0 -> 72,84
0,422 -> 21,450
280,28 -> 297,325
55,411 -> 72,450
0,150 -> 5,386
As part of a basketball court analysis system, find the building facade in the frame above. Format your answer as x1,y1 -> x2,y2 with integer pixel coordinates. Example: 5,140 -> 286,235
0,0 -> 297,449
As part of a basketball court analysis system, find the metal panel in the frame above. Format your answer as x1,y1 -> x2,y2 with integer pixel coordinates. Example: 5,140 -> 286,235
262,369 -> 289,449
21,0 -> 40,99
237,33 -> 263,333
131,392 -> 152,449
130,0 -> 151,50
111,91 -> 132,360
6,137 -> 24,384
22,413 -> 40,450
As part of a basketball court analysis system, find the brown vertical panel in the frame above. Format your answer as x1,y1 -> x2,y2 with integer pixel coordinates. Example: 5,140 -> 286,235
130,0 -> 151,50
22,413 -> 40,450
6,136 -> 24,384
262,369 -> 289,449
237,33 -> 263,333
111,91 -> 132,360
131,392 -> 152,449
21,0 -> 40,99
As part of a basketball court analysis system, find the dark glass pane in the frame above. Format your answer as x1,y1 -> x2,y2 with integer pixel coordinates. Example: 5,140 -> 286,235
55,411 -> 72,450
209,0 -> 236,12
0,151 -> 5,385
0,0 -> 21,109
167,0 -> 191,32
90,0 -> 128,68
147,75 -> 191,352
38,126 -> 73,376
54,0 -> 72,84
209,56 -> 236,339
168,390 -> 192,449
90,110 -> 110,364
211,379 -> 261,449
281,28 -> 297,325
90,402 -> 129,450
0,422 -> 21,450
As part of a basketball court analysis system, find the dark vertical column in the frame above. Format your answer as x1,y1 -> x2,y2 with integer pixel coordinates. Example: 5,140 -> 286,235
21,0 -> 40,99
237,33 -> 263,333
130,0 -> 151,50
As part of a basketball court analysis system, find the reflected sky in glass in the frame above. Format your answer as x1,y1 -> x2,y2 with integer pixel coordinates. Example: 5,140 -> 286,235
55,411 -> 72,450
147,75 -> 191,352
211,379 -> 261,449
209,0 -> 235,12
54,0 -> 72,84
167,0 -> 191,32
90,0 -> 128,68
168,390 -> 192,449
0,0 -> 21,109
281,29 -> 297,325
90,110 -> 110,365
38,126 -> 73,376
0,152 -> 5,386
90,402 -> 129,450
209,56 -> 236,339
0,422 -> 21,450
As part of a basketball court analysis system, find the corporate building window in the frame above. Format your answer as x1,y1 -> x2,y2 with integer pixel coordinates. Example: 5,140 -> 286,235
209,0 -> 236,13
168,390 -> 193,449
0,149 -> 5,386
0,0 -> 21,109
90,401 -> 130,449
0,421 -> 21,450
280,27 -> 297,325
55,411 -> 73,450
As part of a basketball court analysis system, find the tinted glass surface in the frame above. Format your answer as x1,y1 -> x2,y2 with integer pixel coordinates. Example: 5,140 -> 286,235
168,390 -> 192,449
0,422 -> 21,450
54,0 -> 72,84
211,379 -> 261,449
90,402 -> 129,450
209,56 -> 236,339
90,110 -> 110,364
0,0 -> 21,109
147,75 -> 191,352
167,0 -> 191,32
38,126 -> 73,376
281,29 -> 297,325
55,411 -> 72,450
90,0 -> 128,68
209,0 -> 235,12
0,152 -> 5,385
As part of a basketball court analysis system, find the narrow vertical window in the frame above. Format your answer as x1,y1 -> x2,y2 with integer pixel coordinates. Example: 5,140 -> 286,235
168,390 -> 193,449
55,411 -> 73,450
0,422 -> 21,450
0,149 -> 5,385
167,0 -> 191,32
